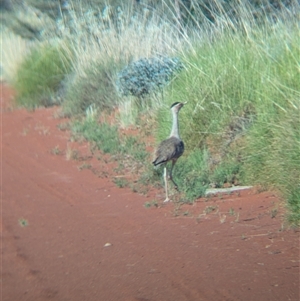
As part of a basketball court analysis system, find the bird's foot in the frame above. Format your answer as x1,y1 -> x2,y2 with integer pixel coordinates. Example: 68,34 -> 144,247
163,198 -> 171,203
170,178 -> 179,190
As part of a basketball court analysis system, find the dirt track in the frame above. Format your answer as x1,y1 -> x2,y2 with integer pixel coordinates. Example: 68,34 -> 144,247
1,83 -> 299,301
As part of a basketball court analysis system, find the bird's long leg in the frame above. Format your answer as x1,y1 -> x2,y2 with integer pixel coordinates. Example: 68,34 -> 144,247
163,166 -> 170,203
169,160 -> 178,189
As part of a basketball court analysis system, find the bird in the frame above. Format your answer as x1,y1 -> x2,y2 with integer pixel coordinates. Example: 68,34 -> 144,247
152,102 -> 186,202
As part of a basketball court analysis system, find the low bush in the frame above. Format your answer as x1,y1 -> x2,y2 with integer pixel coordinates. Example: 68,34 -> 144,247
63,60 -> 122,116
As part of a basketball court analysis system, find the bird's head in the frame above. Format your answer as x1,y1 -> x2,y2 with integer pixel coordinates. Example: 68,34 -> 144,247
170,102 -> 186,112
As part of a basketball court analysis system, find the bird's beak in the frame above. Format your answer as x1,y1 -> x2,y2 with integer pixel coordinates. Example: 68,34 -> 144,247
183,101 -> 188,105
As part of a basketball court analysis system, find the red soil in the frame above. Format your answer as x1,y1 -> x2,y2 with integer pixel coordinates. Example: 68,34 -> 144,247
1,82 -> 299,301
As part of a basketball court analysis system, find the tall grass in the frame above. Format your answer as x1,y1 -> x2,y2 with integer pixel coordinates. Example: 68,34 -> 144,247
49,2 -> 186,118
243,98 -> 300,224
52,2 -> 183,75
0,31 -> 31,82
155,7 -> 299,222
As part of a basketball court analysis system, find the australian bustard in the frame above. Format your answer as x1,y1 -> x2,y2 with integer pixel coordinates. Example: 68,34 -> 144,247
152,102 -> 186,202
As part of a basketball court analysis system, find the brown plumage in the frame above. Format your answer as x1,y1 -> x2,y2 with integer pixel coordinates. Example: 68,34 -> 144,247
153,137 -> 184,166
153,102 -> 186,202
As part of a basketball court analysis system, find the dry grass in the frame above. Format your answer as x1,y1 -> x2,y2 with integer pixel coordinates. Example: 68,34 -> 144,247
0,31 -> 32,82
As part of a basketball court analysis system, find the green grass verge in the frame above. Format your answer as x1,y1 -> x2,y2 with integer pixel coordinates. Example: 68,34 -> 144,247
72,118 -> 120,154
71,117 -> 149,162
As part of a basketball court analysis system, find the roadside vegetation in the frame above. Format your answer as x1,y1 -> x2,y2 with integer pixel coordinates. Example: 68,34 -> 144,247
13,42 -> 73,108
1,0 -> 299,226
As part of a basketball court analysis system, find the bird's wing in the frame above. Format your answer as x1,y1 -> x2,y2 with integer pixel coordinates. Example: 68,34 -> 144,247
152,137 -> 184,166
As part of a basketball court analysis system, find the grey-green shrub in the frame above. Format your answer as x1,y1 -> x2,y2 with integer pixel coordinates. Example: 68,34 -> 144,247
116,56 -> 183,98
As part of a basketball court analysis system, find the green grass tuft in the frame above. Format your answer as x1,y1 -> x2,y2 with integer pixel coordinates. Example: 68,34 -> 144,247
72,119 -> 120,154
171,149 -> 210,202
13,42 -> 73,108
210,160 -> 241,188
120,135 -> 148,162
287,187 -> 300,227
71,117 -> 149,162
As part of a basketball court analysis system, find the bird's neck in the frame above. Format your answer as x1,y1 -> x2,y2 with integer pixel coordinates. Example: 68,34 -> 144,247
170,109 -> 180,139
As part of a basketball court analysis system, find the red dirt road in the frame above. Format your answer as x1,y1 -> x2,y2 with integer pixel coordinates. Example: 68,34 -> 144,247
1,83 -> 299,301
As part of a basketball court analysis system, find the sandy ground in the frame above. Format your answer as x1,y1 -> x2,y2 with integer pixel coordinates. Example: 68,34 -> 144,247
1,82 -> 299,301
